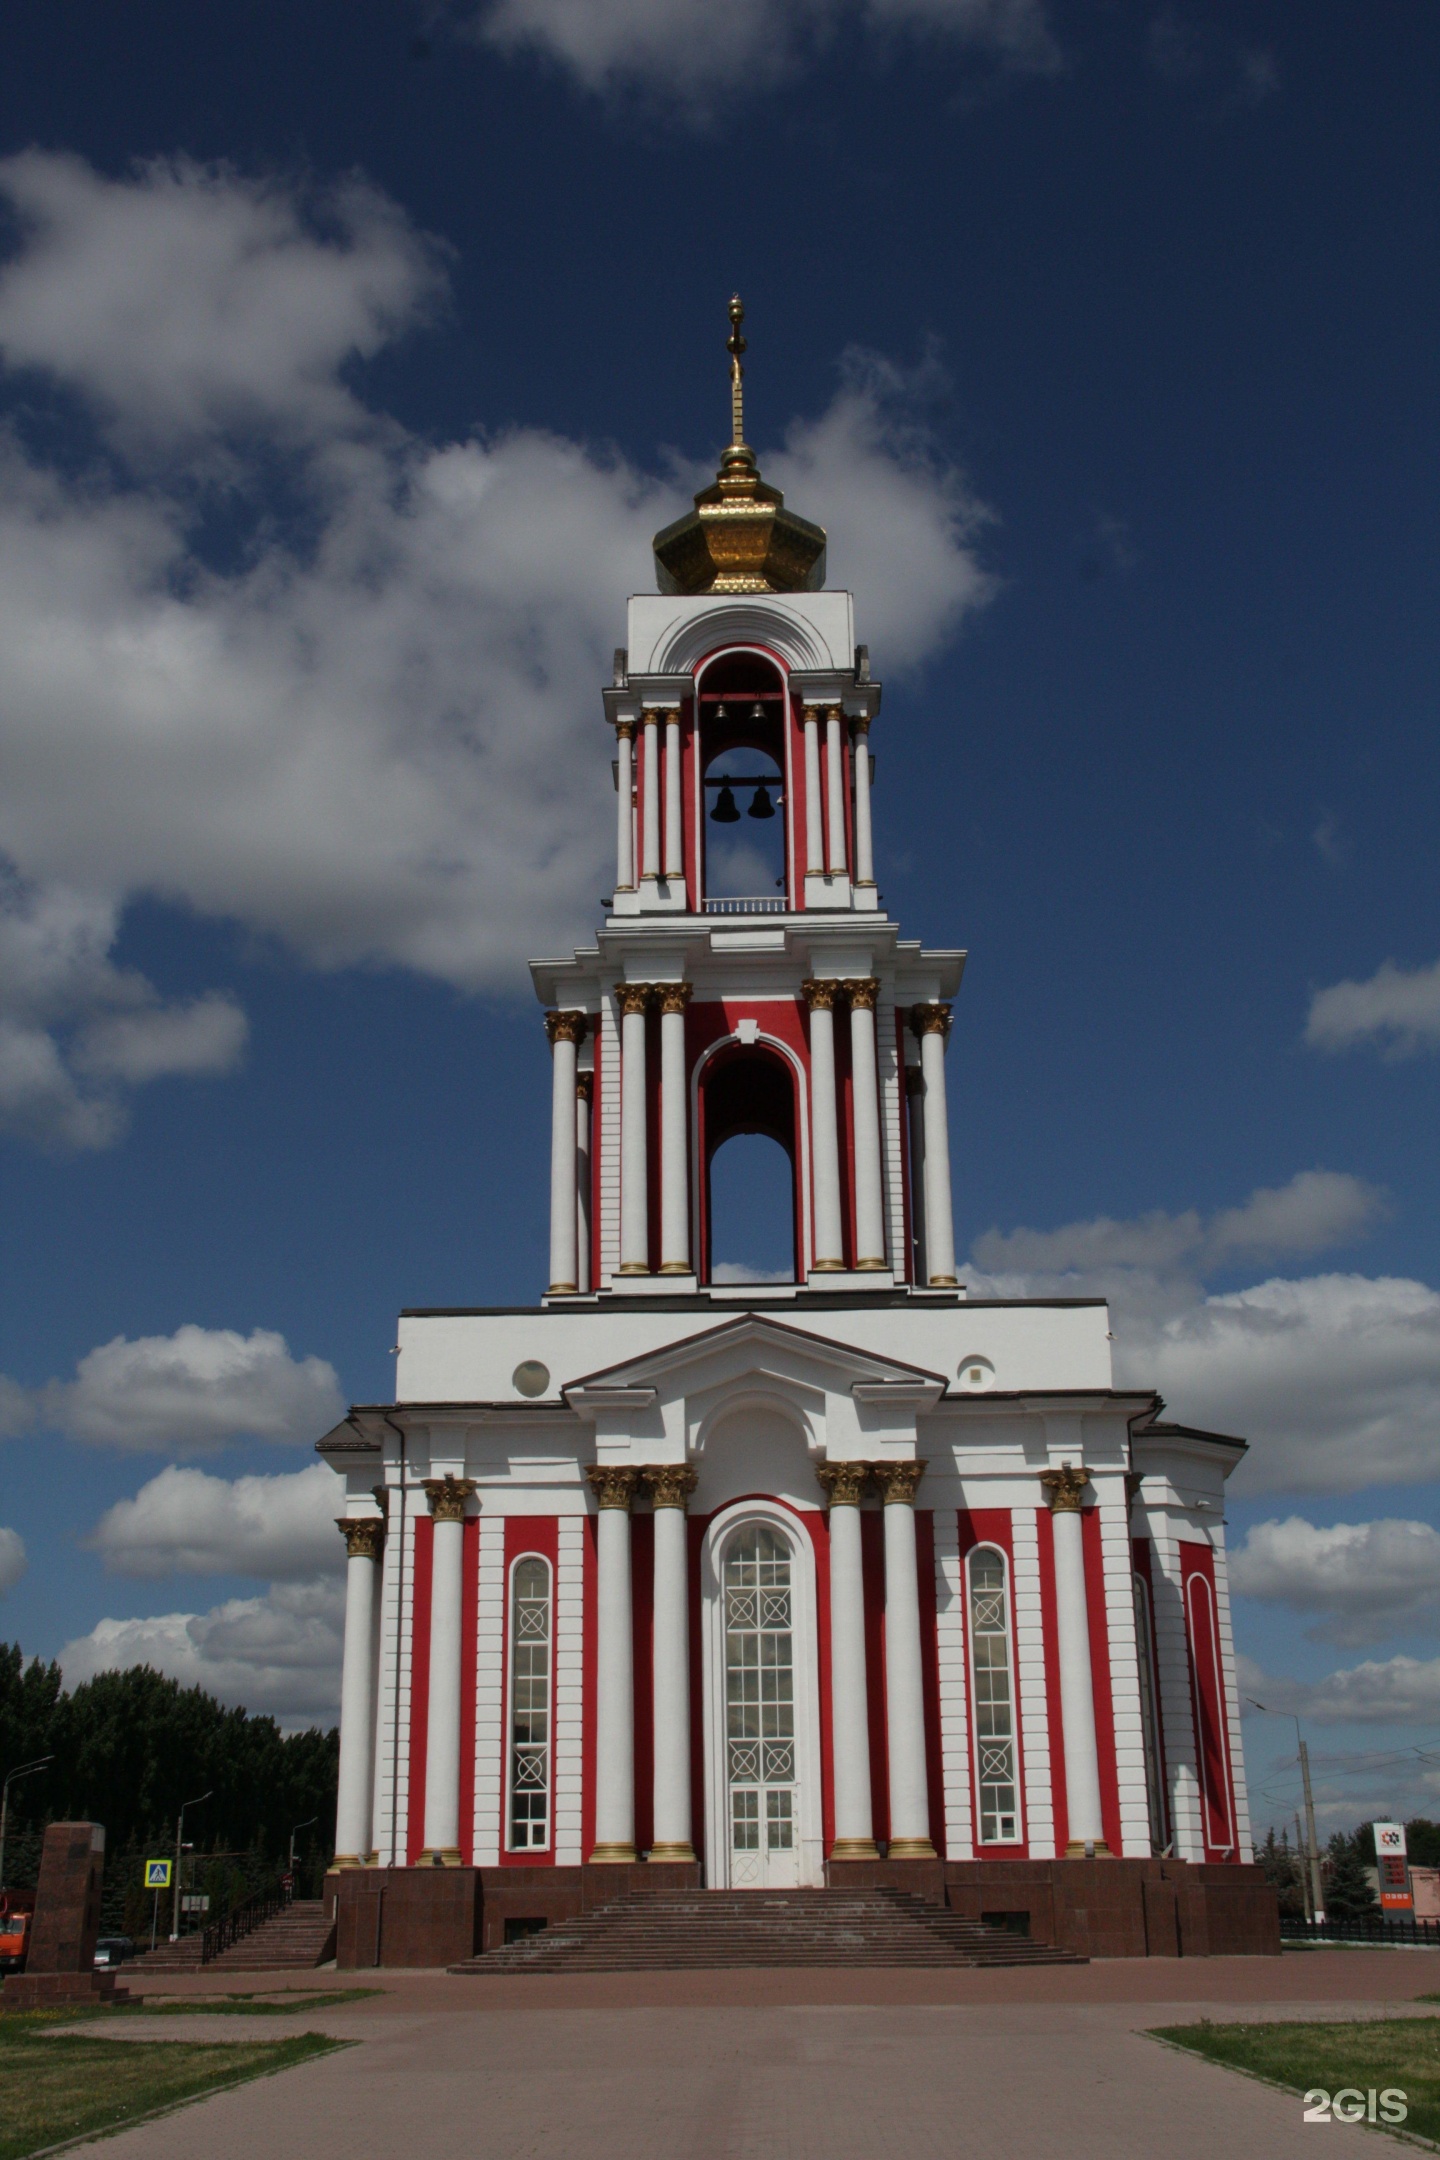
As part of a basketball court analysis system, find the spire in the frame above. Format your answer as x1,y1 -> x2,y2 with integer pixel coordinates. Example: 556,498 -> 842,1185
652,296 -> 827,597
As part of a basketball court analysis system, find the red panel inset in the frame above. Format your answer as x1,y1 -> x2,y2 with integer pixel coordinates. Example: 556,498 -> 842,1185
1181,1542 -> 1237,1859
406,1515 -> 433,1866
1036,1504 -> 1068,1856
1081,1505 -> 1121,1856
496,1518 -> 560,1867
631,1512 -> 655,1857
958,1509 -> 1030,1859
581,1511 -> 598,1864
861,1509 -> 889,1845
1132,1539 -> 1170,1830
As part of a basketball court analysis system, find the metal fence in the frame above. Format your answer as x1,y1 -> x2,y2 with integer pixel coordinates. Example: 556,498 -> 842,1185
1282,1915 -> 1440,1947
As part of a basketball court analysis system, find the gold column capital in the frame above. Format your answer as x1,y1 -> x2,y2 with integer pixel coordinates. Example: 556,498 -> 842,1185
337,1516 -> 385,1560
816,1460 -> 872,1508
586,1464 -> 642,1511
576,1070 -> 593,1103
850,712 -> 872,737
801,977 -> 841,1012
657,982 -> 692,1015
871,1459 -> 926,1506
842,976 -> 879,1011
615,718 -> 635,742
423,1475 -> 475,1523
615,981 -> 653,1016
910,1002 -> 953,1039
544,1008 -> 588,1046
1039,1463 -> 1092,1514
642,1463 -> 698,1510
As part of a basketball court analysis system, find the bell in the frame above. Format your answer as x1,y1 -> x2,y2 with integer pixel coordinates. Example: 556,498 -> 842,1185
711,784 -> 741,823
715,703 -> 729,721
747,784 -> 775,820
751,702 -> 764,721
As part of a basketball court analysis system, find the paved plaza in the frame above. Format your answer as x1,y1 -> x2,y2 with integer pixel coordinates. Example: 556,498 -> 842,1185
66,1953 -> 1440,2159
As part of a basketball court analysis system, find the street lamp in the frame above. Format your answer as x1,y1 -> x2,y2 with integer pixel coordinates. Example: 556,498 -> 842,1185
288,1817 -> 318,1889
171,1791 -> 212,1942
0,1757 -> 53,1895
1248,1700 -> 1326,1923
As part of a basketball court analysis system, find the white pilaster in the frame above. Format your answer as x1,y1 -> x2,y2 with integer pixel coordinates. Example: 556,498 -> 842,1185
575,1072 -> 592,1294
472,1515 -> 505,1865
658,984 -> 691,1275
617,983 -> 650,1275
932,1510 -> 972,1858
546,1012 -> 584,1293
615,721 -> 635,893
648,1465 -> 697,1860
420,1477 -> 474,1865
641,712 -> 661,882
663,709 -> 684,884
1097,1495 -> 1155,1857
819,1464 -> 877,1857
845,980 -> 887,1271
913,1005 -> 958,1286
876,1463 -> 935,1857
587,1466 -> 639,1861
1041,1467 -> 1107,1855
804,710 -> 824,876
334,1518 -> 383,1865
852,719 -> 875,886
825,706 -> 848,875
804,980 -> 844,1272
1010,1507 -> 1053,1856
553,1518 -> 586,1865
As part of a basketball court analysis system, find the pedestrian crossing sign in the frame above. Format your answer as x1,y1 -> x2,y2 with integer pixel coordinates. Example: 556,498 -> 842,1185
144,1860 -> 172,1889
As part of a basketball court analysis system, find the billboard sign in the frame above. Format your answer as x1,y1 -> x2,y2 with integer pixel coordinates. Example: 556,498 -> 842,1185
1374,1822 -> 1413,1912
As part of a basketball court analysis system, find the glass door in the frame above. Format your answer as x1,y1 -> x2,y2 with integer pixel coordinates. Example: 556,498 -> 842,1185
724,1525 -> 799,1888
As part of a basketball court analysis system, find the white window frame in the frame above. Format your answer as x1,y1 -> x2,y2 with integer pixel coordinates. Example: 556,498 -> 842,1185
966,1542 -> 1024,1847
505,1552 -> 553,1855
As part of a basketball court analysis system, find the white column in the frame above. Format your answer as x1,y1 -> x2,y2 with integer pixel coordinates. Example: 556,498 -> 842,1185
663,708 -> 684,884
658,983 -> 691,1274
804,710 -> 824,876
803,980 -> 844,1271
546,1011 -> 584,1293
617,984 -> 651,1275
641,712 -> 661,882
852,718 -> 875,887
334,1517 -> 384,1865
1041,1466 -> 1109,1855
912,1004 -> 958,1286
905,1065 -> 927,1285
818,1464 -> 877,1858
575,1072 -> 592,1294
587,1466 -> 639,1861
825,707 -> 848,875
420,1476 -> 473,1865
844,979 -> 887,1271
875,1462 -> 936,1857
647,1464 -> 697,1860
615,722 -> 635,892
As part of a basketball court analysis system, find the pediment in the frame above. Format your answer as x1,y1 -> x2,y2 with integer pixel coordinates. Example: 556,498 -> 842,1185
563,1312 -> 945,1409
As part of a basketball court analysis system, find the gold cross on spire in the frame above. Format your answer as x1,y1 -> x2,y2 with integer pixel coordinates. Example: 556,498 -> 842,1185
727,293 -> 747,450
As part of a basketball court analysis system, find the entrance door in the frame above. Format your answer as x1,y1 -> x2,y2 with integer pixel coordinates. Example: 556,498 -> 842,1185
724,1525 -> 800,1888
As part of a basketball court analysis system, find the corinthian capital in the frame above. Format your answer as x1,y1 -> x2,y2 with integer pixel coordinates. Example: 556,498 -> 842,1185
871,1459 -> 926,1506
842,977 -> 879,1011
910,1002 -> 953,1038
586,1464 -> 642,1511
657,982 -> 692,1016
545,1009 -> 588,1046
816,1460 -> 872,1508
337,1516 -> 385,1560
423,1474 -> 475,1523
642,1463 -> 698,1510
615,982 -> 653,1017
1039,1463 -> 1092,1514
801,978 -> 840,1012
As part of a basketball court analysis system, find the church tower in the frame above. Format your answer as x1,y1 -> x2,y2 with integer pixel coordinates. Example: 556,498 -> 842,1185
318,306 -> 1274,1965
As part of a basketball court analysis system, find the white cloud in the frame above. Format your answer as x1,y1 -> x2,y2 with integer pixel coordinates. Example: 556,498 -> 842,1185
469,0 -> 1057,101
1232,1516 -> 1440,1647
35,1324 -> 344,1454
1240,1649 -> 1440,1730
1306,957 -> 1440,1058
711,1262 -> 794,1284
59,1576 -> 343,1723
0,155 -> 995,1149
967,1173 -> 1440,1495
87,1462 -> 343,1580
0,1526 -> 27,1595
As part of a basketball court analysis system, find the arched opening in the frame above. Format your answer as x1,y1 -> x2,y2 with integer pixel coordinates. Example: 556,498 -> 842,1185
697,1045 -> 800,1285
696,652 -> 787,909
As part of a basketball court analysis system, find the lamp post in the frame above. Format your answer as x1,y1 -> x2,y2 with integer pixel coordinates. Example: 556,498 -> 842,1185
171,1791 -> 212,1942
1249,1701 -> 1325,1923
288,1816 -> 318,1894
0,1757 -> 53,1895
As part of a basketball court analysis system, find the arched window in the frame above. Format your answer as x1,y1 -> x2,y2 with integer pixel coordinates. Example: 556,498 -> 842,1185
724,1524 -> 798,1884
1133,1573 -> 1168,1851
697,1045 -> 801,1284
696,653 -> 788,912
508,1556 -> 552,1851
967,1546 -> 1021,1845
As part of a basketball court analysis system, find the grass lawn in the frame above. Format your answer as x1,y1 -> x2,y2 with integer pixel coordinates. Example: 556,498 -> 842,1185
1151,2015 -> 1440,2146
0,2014 -> 341,2159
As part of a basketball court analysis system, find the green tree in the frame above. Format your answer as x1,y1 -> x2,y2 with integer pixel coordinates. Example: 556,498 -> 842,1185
1325,1829 -> 1381,1924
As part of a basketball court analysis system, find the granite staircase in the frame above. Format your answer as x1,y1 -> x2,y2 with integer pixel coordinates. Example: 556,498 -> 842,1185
206,1900 -> 336,1970
452,1887 -> 1086,1973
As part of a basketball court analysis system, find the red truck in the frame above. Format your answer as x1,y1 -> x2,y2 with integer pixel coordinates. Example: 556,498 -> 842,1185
0,1891 -> 35,1975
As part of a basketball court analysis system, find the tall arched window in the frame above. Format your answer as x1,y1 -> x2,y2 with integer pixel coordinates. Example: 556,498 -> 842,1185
697,1044 -> 801,1284
967,1546 -> 1021,1845
508,1555 -> 552,1851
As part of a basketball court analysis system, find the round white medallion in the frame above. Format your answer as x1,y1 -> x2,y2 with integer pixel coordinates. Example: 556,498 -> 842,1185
957,1356 -> 995,1392
512,1360 -> 551,1398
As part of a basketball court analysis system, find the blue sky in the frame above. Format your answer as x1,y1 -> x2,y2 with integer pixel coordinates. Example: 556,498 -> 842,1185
1,0 -> 1438,1833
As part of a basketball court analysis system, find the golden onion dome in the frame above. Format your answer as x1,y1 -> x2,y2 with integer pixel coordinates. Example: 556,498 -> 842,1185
652,297 -> 827,597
